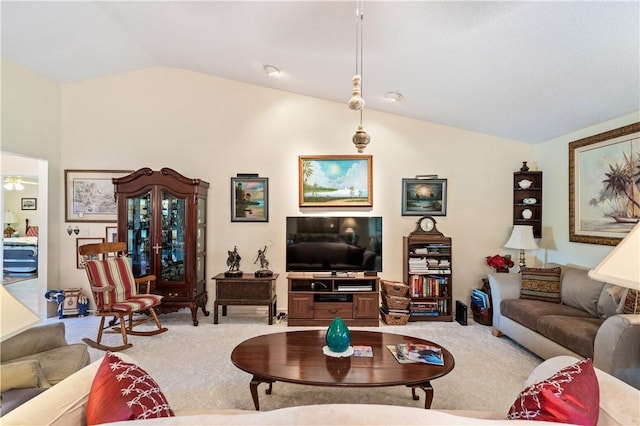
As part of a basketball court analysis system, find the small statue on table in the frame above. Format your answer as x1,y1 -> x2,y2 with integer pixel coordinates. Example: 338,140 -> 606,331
225,245 -> 243,277
254,245 -> 273,277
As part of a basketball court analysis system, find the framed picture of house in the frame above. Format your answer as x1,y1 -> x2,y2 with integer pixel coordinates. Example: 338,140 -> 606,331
401,178 -> 448,216
299,155 -> 373,207
231,176 -> 269,222
64,170 -> 132,222
569,122 -> 640,245
76,237 -> 105,269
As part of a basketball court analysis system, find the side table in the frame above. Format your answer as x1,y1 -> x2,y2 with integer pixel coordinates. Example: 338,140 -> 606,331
212,273 -> 278,325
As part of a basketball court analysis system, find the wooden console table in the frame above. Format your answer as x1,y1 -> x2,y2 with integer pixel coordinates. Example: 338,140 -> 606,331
212,273 -> 278,325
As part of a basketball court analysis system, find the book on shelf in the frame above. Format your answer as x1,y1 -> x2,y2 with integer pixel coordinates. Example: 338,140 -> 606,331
389,343 -> 445,365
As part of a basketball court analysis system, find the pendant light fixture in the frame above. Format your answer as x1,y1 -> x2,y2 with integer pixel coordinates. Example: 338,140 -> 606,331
348,0 -> 370,153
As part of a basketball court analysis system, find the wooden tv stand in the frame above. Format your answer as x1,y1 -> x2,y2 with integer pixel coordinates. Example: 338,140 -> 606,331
287,272 -> 380,327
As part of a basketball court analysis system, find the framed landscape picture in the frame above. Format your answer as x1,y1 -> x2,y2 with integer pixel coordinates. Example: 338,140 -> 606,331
21,198 -> 37,210
569,122 -> 640,245
64,170 -> 131,222
402,178 -> 448,216
299,155 -> 372,207
231,176 -> 269,222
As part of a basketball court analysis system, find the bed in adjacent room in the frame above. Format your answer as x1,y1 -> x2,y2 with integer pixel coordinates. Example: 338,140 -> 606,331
3,219 -> 38,274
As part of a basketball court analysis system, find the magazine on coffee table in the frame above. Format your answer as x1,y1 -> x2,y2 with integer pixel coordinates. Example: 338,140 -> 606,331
389,343 -> 444,366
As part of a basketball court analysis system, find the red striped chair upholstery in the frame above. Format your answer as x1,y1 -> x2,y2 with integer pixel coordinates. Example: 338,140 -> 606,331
80,242 -> 167,351
85,257 -> 163,313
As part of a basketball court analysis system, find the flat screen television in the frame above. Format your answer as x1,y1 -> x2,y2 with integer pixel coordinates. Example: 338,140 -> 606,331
286,216 -> 382,273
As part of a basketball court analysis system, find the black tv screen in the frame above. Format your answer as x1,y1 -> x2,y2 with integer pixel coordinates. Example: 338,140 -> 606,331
286,216 -> 382,272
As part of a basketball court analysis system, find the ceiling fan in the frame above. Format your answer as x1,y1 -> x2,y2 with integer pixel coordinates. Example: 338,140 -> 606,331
3,177 -> 37,191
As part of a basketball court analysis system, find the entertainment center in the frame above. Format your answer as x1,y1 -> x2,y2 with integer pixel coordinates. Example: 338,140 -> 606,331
287,272 -> 380,326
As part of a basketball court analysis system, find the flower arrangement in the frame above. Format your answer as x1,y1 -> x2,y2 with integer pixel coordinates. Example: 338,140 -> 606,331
486,254 -> 514,272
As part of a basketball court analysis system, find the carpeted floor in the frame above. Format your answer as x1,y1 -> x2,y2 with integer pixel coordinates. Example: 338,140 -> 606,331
57,308 -> 541,415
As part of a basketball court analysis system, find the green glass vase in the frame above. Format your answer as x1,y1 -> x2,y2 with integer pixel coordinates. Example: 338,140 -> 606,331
326,317 -> 351,353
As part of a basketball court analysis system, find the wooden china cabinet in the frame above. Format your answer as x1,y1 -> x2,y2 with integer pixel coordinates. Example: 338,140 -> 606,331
113,168 -> 210,325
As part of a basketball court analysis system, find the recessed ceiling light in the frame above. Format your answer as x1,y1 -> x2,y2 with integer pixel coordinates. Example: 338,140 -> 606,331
263,65 -> 281,77
384,91 -> 403,102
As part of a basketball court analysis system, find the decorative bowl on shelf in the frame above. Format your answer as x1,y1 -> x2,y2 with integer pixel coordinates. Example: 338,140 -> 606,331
523,198 -> 537,204
518,179 -> 533,189
522,209 -> 533,219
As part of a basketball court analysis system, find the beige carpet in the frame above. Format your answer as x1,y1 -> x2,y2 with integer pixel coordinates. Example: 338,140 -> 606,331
59,309 -> 541,414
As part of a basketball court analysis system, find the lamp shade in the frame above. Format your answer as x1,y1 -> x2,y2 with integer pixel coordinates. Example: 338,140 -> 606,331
4,210 -> 17,224
504,225 -> 539,250
588,222 -> 640,290
1,284 -> 41,341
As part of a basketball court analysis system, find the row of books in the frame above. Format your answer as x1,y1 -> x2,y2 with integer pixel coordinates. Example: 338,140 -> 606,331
412,244 -> 451,256
409,275 -> 449,297
388,343 -> 445,365
410,299 -> 448,315
471,289 -> 490,309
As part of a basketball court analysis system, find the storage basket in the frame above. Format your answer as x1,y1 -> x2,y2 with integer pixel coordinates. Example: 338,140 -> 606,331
379,307 -> 409,325
381,280 -> 409,297
382,293 -> 410,310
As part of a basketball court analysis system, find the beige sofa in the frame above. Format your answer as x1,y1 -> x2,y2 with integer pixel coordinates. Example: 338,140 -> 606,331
2,354 -> 638,425
1,322 -> 90,415
488,264 -> 640,390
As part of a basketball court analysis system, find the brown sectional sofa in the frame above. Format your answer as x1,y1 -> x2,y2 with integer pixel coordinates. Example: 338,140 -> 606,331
489,264 -> 640,390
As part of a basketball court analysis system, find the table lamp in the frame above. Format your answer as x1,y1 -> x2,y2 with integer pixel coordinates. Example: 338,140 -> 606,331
588,222 -> 640,309
4,210 -> 17,238
1,284 -> 41,341
504,225 -> 539,269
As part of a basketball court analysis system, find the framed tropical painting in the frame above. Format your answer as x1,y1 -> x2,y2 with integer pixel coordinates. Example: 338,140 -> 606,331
299,155 -> 372,207
402,178 -> 448,216
569,122 -> 640,245
231,176 -> 269,222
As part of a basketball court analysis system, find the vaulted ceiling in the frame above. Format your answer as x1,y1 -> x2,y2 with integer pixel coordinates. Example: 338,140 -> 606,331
2,1 -> 638,143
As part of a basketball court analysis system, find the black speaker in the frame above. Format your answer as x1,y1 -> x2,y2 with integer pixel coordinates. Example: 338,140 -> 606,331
455,300 -> 468,325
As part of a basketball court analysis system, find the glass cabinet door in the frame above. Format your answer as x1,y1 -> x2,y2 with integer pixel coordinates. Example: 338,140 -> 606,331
160,191 -> 186,282
127,193 -> 152,276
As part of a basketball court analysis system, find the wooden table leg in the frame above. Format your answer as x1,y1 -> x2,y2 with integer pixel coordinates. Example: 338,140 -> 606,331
407,381 -> 434,409
213,302 -> 219,324
249,375 -> 274,411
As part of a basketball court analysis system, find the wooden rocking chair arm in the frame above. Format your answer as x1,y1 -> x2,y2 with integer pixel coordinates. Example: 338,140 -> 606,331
134,275 -> 156,284
90,284 -> 115,293
135,275 -> 157,294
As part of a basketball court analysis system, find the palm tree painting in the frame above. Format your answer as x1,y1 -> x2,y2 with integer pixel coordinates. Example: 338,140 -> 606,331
299,156 -> 372,207
574,130 -> 639,237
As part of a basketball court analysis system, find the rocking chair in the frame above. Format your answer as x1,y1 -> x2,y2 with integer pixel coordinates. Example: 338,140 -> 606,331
79,242 -> 167,351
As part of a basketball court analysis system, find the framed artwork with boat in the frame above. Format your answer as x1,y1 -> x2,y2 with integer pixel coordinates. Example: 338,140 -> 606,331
569,122 -> 640,245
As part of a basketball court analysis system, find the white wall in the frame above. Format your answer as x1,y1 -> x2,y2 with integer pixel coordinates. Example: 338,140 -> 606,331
59,66 -> 534,312
5,58 -> 638,318
1,57 -> 60,317
4,184 -> 38,236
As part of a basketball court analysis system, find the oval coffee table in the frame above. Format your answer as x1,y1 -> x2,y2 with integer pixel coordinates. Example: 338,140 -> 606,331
231,330 -> 455,410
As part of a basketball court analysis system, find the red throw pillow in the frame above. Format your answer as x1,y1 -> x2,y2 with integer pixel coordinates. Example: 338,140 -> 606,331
86,352 -> 174,425
508,358 -> 599,426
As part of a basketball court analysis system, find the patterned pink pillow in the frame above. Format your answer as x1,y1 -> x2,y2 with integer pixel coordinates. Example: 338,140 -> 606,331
86,352 -> 174,425
508,358 -> 599,426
